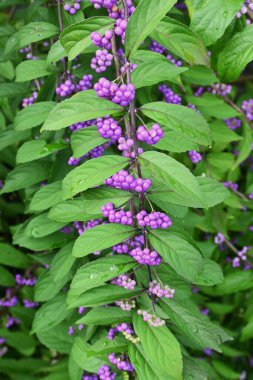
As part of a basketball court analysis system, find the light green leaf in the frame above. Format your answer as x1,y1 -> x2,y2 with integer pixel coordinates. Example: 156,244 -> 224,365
17,22 -> 59,48
16,60 -> 55,82
14,101 -> 56,131
29,181 -> 63,212
16,140 -> 66,164
50,242 -> 76,282
0,128 -> 30,151
77,307 -> 131,326
62,155 -> 128,199
41,90 -> 122,131
125,0 -> 177,58
0,83 -> 30,98
0,243 -> 31,268
47,40 -> 66,64
25,213 -> 66,238
140,102 -> 211,145
72,223 -> 136,257
71,126 -> 106,158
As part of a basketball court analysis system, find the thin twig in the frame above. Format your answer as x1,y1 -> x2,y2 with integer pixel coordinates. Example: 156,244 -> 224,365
57,0 -> 67,77
111,31 -> 121,77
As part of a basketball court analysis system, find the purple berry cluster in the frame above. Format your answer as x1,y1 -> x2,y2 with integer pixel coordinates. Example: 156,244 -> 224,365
137,309 -> 165,327
56,78 -> 75,97
94,78 -> 135,107
15,274 -> 37,286
108,353 -> 134,372
232,246 -> 249,268
91,30 -> 113,49
136,210 -> 172,229
23,299 -> 39,308
242,99 -> 253,121
114,18 -> 128,42
225,118 -> 242,130
115,299 -> 136,311
159,84 -> 182,104
236,1 -> 253,24
166,54 -> 182,67
129,247 -> 162,266
64,0 -> 81,14
90,0 -> 117,10
209,84 -> 232,96
136,124 -> 164,145
97,117 -> 122,142
101,203 -> 133,225
149,40 -> 166,54
76,75 -> 93,92
104,170 -> 152,192
0,290 -> 18,308
108,322 -> 134,340
113,235 -> 144,254
73,219 -> 103,235
111,274 -> 136,289
188,150 -> 203,164
214,232 -> 225,245
223,181 -> 239,192
69,119 -> 95,132
149,280 -> 175,299
97,365 -> 116,380
5,315 -> 20,328
91,49 -> 113,73
22,91 -> 38,108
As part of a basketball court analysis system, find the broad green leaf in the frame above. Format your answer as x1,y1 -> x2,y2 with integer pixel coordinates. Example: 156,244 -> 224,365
17,22 -> 59,48
32,294 -> 71,334
185,93 -> 239,119
0,83 -> 30,98
0,329 -> 36,356
71,338 -> 103,373
155,131 -> 198,153
193,259 -> 224,286
0,161 -> 50,194
50,242 -> 76,282
41,90 -> 122,131
186,0 -> 244,46
149,228 -> 204,283
0,61 -> 15,80
161,299 -> 232,352
34,269 -> 71,302
69,255 -> 137,297
60,17 -> 115,60
129,344 -> 168,380
87,336 -> 128,357
25,213 -> 66,238
0,243 -> 31,268
210,120 -> 242,144
62,155 -> 128,199
202,271 -> 253,296
37,324 -> 74,354
140,102 -> 211,145
29,181 -> 63,212
14,101 -> 56,131
77,307 -> 131,326
72,223 -> 136,257
196,177 -> 230,207
212,360 -> 242,379
241,321 -> 253,342
182,65 -> 218,85
16,140 -> 66,164
132,50 -> 169,65
67,284 -> 141,308
139,151 -> 206,207
233,120 -> 252,169
71,126 -> 106,158
133,312 -> 183,380
125,0 -> 177,58
0,266 -> 15,286
150,17 -> 209,66
0,128 -> 30,151
16,60 -> 55,82
47,40 -> 66,64
217,24 -> 253,82
132,60 -> 188,89
48,186 -> 131,222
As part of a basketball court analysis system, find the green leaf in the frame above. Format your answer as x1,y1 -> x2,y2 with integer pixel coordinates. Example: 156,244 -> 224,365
212,360 -> 241,379
17,22 -> 59,48
186,0 -> 244,46
241,321 -> 253,342
62,155 -> 128,199
25,213 -> 66,238
0,243 -> 31,268
0,61 -> 15,80
0,329 -> 36,356
0,266 -> 15,286
150,17 -> 209,66
69,255 -> 137,297
149,228 -> 204,283
16,60 -> 54,82
35,269 -> 71,302
217,24 -> 253,82
182,65 -> 218,85
129,343 -> 168,380
48,187 -> 131,222
0,161 -> 50,194
67,284 -> 141,308
14,101 -> 56,131
50,242 -> 76,282
185,93 -> 239,119
77,307 -> 131,326
196,177 -> 230,208
193,259 -> 224,286
72,223 -> 136,257
0,83 -> 30,98
32,294 -> 71,334
16,140 -> 66,164
60,17 -> 115,60
71,338 -> 103,373
155,131 -> 198,153
133,312 -> 183,380
71,126 -> 106,158
210,120 -> 242,144
202,271 -> 253,296
37,324 -> 74,354
0,128 -> 30,151
139,151 -> 206,207
125,0 -> 177,58
41,90 -> 122,131
140,102 -> 211,145
161,299 -> 232,352
233,120 -> 252,169
132,60 -> 187,89
47,40 -> 66,64
29,181 -> 63,212
87,336 -> 128,357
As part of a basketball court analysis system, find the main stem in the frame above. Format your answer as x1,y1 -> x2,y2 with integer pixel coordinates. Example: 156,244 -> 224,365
57,0 -> 67,77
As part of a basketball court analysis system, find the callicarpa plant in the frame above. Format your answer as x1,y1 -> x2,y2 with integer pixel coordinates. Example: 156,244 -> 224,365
1,0 -> 253,379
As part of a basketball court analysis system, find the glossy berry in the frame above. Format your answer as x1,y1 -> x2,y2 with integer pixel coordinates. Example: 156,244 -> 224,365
242,99 -> 253,121
91,49 -> 113,73
137,309 -> 165,327
56,78 -> 75,97
136,124 -> 164,145
90,30 -> 113,49
76,75 -> 93,92
149,40 -> 166,54
149,280 -> 175,299
188,150 -> 202,164
111,274 -> 136,290
136,210 -> 172,229
101,203 -> 133,225
105,170 -> 152,192
129,247 -> 162,266
159,84 -> 182,104
225,118 -> 242,130
22,92 -> 38,107
97,117 -> 122,142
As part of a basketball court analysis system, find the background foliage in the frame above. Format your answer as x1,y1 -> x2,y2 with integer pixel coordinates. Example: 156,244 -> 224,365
0,0 -> 253,379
